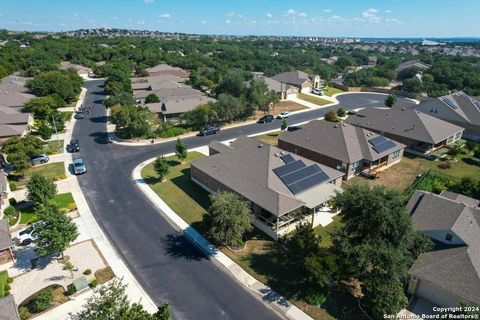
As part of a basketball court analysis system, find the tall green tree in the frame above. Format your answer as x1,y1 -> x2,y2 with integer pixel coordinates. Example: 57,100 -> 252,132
153,156 -> 169,182
175,138 -> 188,163
34,204 -> 79,258
205,191 -> 253,247
110,105 -> 159,138
145,93 -> 160,104
385,94 -> 397,108
26,173 -> 57,206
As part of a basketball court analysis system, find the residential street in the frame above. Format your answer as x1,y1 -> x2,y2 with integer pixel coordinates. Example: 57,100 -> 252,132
73,80 -> 415,319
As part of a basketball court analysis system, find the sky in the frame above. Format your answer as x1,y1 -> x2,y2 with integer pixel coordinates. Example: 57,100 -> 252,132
0,0 -> 479,38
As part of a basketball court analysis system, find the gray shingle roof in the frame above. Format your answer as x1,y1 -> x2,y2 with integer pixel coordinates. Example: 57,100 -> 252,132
278,120 -> 405,163
346,107 -> 464,144
253,75 -> 298,94
0,295 -> 20,320
407,190 -> 480,305
191,136 -> 344,217
0,219 -> 13,251
440,191 -> 480,208
395,60 -> 431,72
271,70 -> 312,87
145,96 -> 215,115
0,75 -> 35,108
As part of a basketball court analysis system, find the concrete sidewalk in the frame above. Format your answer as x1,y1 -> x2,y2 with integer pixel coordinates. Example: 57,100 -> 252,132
132,148 -> 313,320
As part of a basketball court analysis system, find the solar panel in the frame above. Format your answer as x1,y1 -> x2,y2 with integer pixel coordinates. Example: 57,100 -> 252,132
442,97 -> 458,110
288,171 -> 330,194
273,160 -> 306,177
372,140 -> 397,154
369,135 -> 389,147
280,165 -> 322,185
475,100 -> 480,112
280,154 -> 295,164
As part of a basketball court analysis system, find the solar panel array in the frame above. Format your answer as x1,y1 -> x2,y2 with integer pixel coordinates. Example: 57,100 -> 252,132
280,154 -> 295,164
368,136 -> 397,154
442,97 -> 458,110
474,100 -> 480,112
273,159 -> 329,194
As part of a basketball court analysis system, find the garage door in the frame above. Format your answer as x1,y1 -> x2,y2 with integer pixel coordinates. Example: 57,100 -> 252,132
416,280 -> 460,307
286,93 -> 297,99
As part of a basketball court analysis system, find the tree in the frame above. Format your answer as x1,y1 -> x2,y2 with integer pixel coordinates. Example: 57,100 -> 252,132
26,173 -> 57,206
247,79 -> 269,112
175,138 -> 188,163
205,191 -> 253,246
37,122 -> 52,140
26,70 -> 82,103
281,120 -> 288,131
76,278 -> 171,320
215,94 -> 249,122
6,151 -> 30,174
34,204 -> 79,258
336,107 -> 346,118
385,94 -> 397,108
324,110 -> 338,122
180,103 -> 218,130
145,93 -> 160,104
104,92 -> 136,108
32,288 -> 54,313
153,156 -> 169,182
24,96 -> 61,120
110,105 -> 159,138
215,69 -> 246,97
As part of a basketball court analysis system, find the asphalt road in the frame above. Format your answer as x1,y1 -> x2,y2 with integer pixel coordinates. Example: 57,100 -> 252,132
72,80 -> 415,320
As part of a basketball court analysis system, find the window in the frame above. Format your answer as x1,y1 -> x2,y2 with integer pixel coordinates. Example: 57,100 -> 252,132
447,136 -> 455,144
351,161 -> 360,170
455,132 -> 462,139
392,150 -> 401,160
445,234 -> 453,241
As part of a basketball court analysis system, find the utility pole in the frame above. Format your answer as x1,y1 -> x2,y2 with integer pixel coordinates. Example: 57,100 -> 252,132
51,114 -> 61,151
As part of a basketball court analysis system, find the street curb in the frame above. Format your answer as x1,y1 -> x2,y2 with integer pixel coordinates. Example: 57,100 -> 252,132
132,154 -> 313,320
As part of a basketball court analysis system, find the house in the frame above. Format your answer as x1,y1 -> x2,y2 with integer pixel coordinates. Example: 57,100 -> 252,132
406,190 -> 480,307
145,96 -> 216,122
271,70 -> 322,93
190,136 -> 344,240
145,64 -> 190,79
0,113 -> 34,143
278,120 -> 405,180
0,171 -> 9,213
413,92 -> 480,142
252,74 -> 299,100
0,295 -> 20,320
0,219 -> 15,271
395,60 -> 431,73
346,107 -> 464,156
131,75 -> 186,91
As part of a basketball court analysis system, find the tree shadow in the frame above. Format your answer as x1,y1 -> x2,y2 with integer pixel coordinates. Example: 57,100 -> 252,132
89,132 -> 109,145
161,232 -> 208,261
89,116 -> 107,123
143,176 -> 161,184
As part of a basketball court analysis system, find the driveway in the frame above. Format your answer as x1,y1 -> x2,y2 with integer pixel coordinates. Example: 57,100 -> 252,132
73,80 -> 416,320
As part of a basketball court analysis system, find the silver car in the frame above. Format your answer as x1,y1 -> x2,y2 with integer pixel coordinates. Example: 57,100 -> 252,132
31,154 -> 49,165
73,157 -> 87,175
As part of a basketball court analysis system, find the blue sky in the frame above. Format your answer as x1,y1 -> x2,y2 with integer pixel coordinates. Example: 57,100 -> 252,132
0,0 -> 479,37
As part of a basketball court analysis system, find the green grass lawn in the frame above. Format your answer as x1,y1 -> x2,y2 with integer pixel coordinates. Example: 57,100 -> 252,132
298,93 -> 331,106
252,131 -> 281,146
141,152 -> 210,229
45,140 -> 64,154
0,271 -> 8,297
24,162 -> 66,181
322,86 -> 345,97
53,192 -> 75,210
18,205 -> 37,224
17,193 -> 76,225
314,216 -> 343,248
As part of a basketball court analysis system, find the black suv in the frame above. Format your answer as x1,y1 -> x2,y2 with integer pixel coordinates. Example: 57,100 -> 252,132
199,127 -> 220,136
69,139 -> 80,152
257,114 -> 274,123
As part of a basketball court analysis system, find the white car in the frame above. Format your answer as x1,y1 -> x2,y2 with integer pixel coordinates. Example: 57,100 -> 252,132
276,112 -> 290,119
312,89 -> 324,96
16,223 -> 40,245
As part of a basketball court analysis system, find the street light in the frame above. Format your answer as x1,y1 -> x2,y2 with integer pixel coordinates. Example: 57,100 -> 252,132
51,114 -> 62,151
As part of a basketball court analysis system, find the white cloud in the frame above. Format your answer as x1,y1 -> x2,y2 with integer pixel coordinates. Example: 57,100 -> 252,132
158,13 -> 170,18
385,18 -> 402,24
225,20 -> 231,24
226,11 -> 235,17
323,9 -> 331,13
361,8 -> 381,23
329,15 -> 343,22
137,20 -> 145,25
385,9 -> 392,14
286,9 -> 297,15
298,12 -> 307,17
113,16 -> 119,20
144,0 -> 154,3
266,13 -> 272,18
201,20 -> 207,24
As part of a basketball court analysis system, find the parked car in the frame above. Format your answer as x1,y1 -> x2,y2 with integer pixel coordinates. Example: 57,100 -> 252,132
199,127 -> 220,136
16,223 -> 40,245
276,112 -> 290,119
31,154 -> 49,165
69,139 -> 80,153
74,111 -> 85,119
73,157 -> 87,175
257,114 -> 274,123
312,89 -> 324,96
287,125 -> 301,132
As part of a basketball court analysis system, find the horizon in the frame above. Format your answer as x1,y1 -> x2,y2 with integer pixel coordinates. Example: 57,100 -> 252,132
1,0 -> 479,38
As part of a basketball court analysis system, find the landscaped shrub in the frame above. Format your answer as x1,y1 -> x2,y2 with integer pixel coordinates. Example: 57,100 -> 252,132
158,127 -> 186,138
66,284 -> 76,296
7,277 -> 13,284
463,157 -> 480,167
438,161 -> 452,169
9,182 -> 17,191
54,174 -> 68,181
18,306 -> 30,320
59,208 -> 70,214
324,110 -> 339,122
346,110 -> 357,115
8,197 -> 17,206
336,107 -> 346,117
4,206 -> 16,216
305,289 -> 328,306
32,288 -> 54,312
89,279 -> 98,288
83,269 -> 92,275
67,203 -> 77,211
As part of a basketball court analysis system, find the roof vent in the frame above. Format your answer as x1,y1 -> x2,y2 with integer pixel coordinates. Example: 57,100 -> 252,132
401,108 -> 406,111
258,143 -> 264,148
280,151 -> 286,155
275,153 -> 280,157
333,125 -> 338,128
342,123 -> 347,127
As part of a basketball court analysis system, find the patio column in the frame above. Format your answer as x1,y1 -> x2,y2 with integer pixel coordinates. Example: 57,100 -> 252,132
311,208 -> 315,227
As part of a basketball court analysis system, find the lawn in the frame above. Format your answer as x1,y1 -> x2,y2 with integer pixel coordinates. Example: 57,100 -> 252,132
298,93 -> 331,106
141,152 -> 364,319
18,205 -> 37,225
250,100 -> 307,120
252,131 -> 281,146
44,140 -> 64,155
17,193 -> 76,225
53,192 -> 75,210
0,270 -> 8,298
24,162 -> 66,181
322,86 -> 345,97
314,216 -> 343,248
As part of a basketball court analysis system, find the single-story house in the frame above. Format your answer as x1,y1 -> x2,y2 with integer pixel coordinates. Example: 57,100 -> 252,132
406,190 -> 480,307
252,74 -> 299,100
346,107 -> 464,156
0,113 -> 34,143
395,60 -> 431,73
190,136 -> 344,240
131,75 -> 186,91
0,219 -> 15,271
278,120 -> 406,180
0,295 -> 20,320
145,96 -> 216,122
271,70 -> 322,93
145,64 -> 189,79
414,92 -> 480,142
